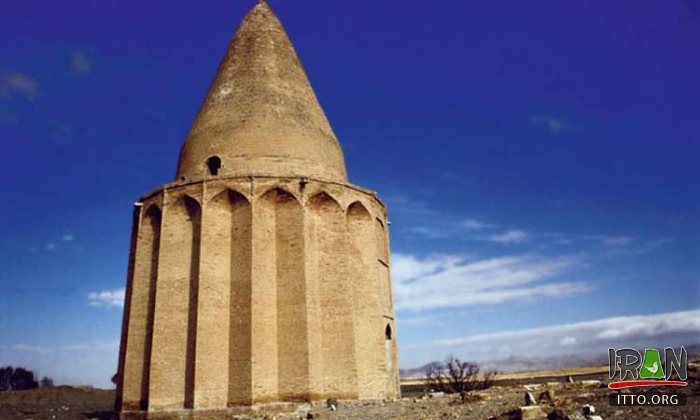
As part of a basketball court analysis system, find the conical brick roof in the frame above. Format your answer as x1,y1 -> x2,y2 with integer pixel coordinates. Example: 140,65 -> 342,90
177,1 -> 347,182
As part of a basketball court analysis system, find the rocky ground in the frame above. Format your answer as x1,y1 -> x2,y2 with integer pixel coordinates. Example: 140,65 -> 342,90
0,370 -> 697,419
0,386 -> 113,419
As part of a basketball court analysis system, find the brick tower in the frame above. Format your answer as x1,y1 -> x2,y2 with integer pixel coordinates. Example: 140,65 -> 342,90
115,1 -> 399,415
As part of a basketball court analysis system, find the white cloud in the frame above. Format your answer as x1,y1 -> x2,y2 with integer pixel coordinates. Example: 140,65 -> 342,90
404,309 -> 700,366
392,253 -> 589,312
530,115 -> 569,133
460,219 -> 496,230
560,336 -> 577,347
391,253 -> 466,282
58,340 -> 119,352
70,51 -> 93,74
403,217 -> 496,239
601,236 -> 634,247
634,238 -> 673,255
45,242 -> 56,251
398,315 -> 438,328
11,344 -> 51,354
489,230 -> 529,244
88,289 -> 125,307
0,71 -> 39,101
579,234 -> 635,247
61,234 -> 75,242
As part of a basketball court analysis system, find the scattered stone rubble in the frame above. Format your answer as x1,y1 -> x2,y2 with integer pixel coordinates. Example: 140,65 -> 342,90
2,373 -> 698,420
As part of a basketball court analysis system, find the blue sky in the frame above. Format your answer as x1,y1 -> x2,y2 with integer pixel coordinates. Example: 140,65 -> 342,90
1,0 -> 698,387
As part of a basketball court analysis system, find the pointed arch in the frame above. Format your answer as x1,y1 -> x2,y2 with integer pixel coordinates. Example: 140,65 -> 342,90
182,196 -> 201,409
308,191 -> 342,211
209,188 -> 249,206
254,186 -> 306,400
144,204 -> 162,220
346,199 -> 380,397
346,201 -> 371,221
258,187 -> 299,205
375,218 -> 388,263
309,191 -> 357,397
149,194 -> 201,409
122,203 -> 162,410
385,324 -> 392,341
198,188 -> 252,406
183,195 -> 201,219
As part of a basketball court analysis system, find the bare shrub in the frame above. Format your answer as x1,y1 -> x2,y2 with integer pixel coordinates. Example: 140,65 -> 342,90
424,356 -> 496,402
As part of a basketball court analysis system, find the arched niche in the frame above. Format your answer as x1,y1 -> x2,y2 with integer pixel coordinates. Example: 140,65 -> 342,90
182,195 -> 201,222
347,201 -> 371,221
257,187 -> 307,400
375,218 -> 388,263
346,199 -> 379,396
310,191 -> 357,396
308,191 -> 342,212
121,203 -> 162,410
149,194 -> 201,409
202,188 -> 253,406
144,204 -> 162,224
209,188 -> 249,207
258,187 -> 299,206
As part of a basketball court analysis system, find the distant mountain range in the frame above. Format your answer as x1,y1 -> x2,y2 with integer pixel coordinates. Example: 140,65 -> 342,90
400,344 -> 700,379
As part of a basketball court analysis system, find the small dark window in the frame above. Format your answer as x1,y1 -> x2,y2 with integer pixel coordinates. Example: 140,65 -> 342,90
207,156 -> 222,176
385,324 -> 392,340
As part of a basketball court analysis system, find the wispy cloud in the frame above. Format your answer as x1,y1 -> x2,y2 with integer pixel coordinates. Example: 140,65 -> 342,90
41,232 -> 76,252
544,233 -> 640,250
405,309 -> 700,363
560,336 -> 577,347
58,340 -> 119,352
601,236 -> 633,246
70,51 -> 93,74
592,235 -> 635,247
403,217 -> 498,240
51,121 -> 75,137
530,114 -> 570,134
10,344 -> 51,354
0,71 -> 39,101
399,315 -> 437,328
392,253 -> 590,312
88,289 -> 125,307
460,219 -> 496,230
634,238 -> 673,255
488,229 -> 529,244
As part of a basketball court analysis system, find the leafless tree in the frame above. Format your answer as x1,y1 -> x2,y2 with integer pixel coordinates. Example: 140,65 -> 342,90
424,357 -> 496,402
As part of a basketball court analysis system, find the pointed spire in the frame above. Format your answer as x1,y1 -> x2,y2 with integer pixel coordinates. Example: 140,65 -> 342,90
177,1 -> 348,182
